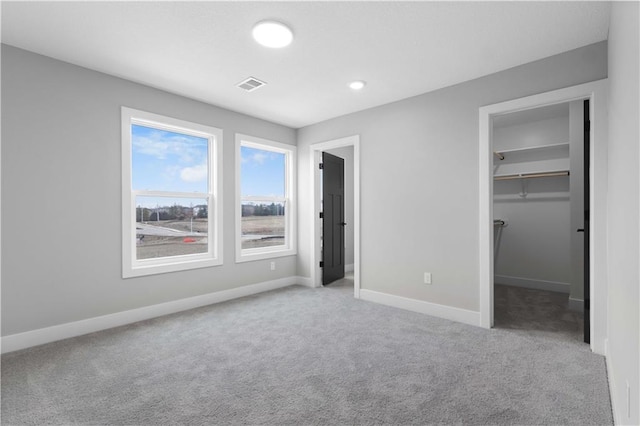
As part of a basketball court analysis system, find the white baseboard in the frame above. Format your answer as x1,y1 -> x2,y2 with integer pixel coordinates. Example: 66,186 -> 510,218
568,297 -> 584,312
359,289 -> 481,327
495,275 -> 570,294
2,276 -> 307,354
345,263 -> 354,273
605,339 -> 625,425
296,276 -> 314,288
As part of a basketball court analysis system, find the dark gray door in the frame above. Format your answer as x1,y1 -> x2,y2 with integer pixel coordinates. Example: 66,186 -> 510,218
583,99 -> 591,344
322,152 -> 345,285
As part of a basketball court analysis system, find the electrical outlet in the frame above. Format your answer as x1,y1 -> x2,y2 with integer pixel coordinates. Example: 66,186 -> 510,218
270,261 -> 276,271
424,272 -> 432,284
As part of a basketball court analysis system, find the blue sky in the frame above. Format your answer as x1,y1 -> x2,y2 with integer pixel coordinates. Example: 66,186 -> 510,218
132,125 -> 285,208
240,146 -> 285,197
132,124 -> 208,192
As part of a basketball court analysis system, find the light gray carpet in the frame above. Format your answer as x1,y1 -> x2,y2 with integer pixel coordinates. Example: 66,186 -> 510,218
2,278 -> 612,425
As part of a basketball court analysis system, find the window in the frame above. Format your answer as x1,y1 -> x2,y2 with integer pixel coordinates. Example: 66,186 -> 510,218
236,134 -> 296,262
122,107 -> 222,277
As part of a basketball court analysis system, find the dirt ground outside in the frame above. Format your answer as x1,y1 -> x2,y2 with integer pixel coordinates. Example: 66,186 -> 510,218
135,216 -> 285,259
241,215 -> 285,250
136,218 -> 207,259
136,235 -> 208,259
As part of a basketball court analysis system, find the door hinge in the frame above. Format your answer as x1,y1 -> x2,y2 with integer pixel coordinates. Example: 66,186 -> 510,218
319,212 -> 324,219
584,120 -> 591,132
319,163 -> 324,170
319,261 -> 324,267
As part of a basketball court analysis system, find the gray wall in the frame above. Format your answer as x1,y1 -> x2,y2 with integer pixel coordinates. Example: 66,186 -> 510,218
297,41 -> 607,311
493,115 -> 572,292
606,2 -> 639,424
1,45 -> 297,336
324,146 -> 355,268
494,116 -> 569,151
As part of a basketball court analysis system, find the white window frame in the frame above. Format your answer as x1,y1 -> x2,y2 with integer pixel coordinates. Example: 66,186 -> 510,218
122,107 -> 223,278
236,134 -> 297,262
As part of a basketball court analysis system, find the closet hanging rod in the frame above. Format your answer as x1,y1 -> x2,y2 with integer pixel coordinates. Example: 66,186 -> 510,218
494,170 -> 569,181
493,151 -> 505,160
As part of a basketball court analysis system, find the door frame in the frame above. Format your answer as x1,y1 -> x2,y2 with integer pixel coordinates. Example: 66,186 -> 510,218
309,135 -> 360,297
478,79 -> 608,355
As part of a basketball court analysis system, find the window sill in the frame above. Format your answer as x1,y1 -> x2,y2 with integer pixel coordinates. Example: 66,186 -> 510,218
123,256 -> 223,278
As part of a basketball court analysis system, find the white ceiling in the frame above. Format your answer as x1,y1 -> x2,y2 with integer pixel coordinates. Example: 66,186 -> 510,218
1,1 -> 611,129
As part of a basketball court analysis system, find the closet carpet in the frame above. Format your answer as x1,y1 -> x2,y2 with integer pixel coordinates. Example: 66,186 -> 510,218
2,278 -> 612,425
494,283 -> 585,340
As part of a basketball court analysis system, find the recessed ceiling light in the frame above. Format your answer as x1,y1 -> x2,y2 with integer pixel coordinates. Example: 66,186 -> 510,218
252,20 -> 293,48
349,80 -> 366,90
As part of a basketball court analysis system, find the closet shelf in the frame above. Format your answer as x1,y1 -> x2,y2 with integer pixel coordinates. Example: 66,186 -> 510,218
495,142 -> 569,155
494,142 -> 569,163
494,170 -> 569,181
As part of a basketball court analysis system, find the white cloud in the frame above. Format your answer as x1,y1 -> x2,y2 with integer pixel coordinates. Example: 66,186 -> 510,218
133,136 -> 170,159
180,164 -> 208,182
163,165 -> 181,180
133,129 -> 207,164
241,153 -> 266,165
251,152 -> 268,164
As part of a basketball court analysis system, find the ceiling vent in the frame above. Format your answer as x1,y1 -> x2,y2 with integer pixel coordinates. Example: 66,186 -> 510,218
237,77 -> 267,92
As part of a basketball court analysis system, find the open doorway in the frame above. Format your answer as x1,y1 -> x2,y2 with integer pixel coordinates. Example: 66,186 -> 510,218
478,79 -> 608,354
491,101 -> 587,342
309,135 -> 360,297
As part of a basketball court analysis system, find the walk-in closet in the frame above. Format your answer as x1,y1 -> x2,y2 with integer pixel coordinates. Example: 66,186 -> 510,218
492,101 -> 587,341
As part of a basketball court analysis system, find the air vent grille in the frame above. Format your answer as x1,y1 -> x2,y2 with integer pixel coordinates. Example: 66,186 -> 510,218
237,77 -> 266,92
